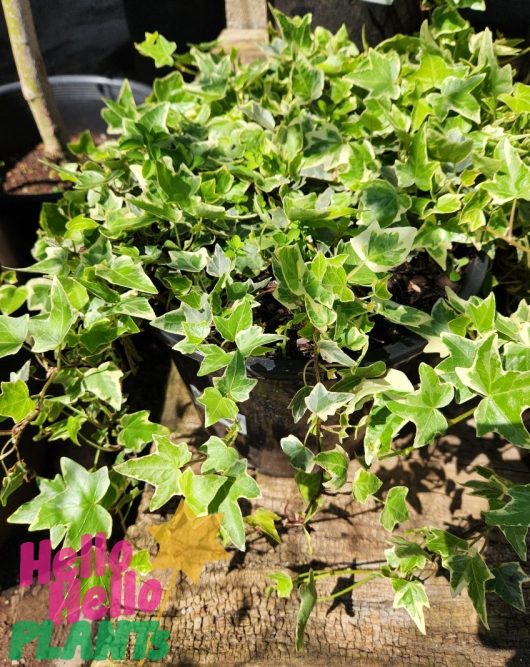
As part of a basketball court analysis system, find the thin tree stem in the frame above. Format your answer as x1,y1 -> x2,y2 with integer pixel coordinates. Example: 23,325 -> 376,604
1,0 -> 67,158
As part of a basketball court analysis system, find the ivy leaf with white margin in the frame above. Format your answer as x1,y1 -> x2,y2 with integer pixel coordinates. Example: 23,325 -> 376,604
115,435 -> 192,510
296,569 -> 317,652
446,550 -> 494,628
487,562 -> 529,612
281,434 -> 315,472
350,221 -> 416,273
95,255 -> 157,294
82,363 -> 123,410
235,325 -> 284,357
0,380 -> 36,423
484,484 -> 530,528
314,445 -> 349,489
0,314 -> 29,358
352,468 -> 382,503
214,464 -> 261,550
199,436 -> 240,474
197,387 -> 238,427
481,138 -> 530,204
135,31 -> 176,68
8,474 -> 67,547
117,410 -> 170,453
380,486 -> 409,531
181,461 -> 261,550
214,352 -> 257,402
456,334 -> 530,447
30,458 -> 112,551
29,278 -> 75,353
392,578 -> 430,634
305,382 -> 352,421
386,364 -> 453,447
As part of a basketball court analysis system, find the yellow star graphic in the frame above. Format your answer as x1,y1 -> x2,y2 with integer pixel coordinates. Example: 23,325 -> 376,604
148,500 -> 230,583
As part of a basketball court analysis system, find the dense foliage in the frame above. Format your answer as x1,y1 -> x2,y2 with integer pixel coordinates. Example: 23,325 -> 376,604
1,4 -> 529,641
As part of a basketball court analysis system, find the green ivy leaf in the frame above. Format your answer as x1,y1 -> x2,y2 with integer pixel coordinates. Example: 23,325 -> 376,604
380,486 -> 409,531
268,571 -> 293,598
314,445 -> 349,489
292,57 -> 325,102
446,551 -> 494,628
481,138 -> 530,204
305,382 -> 352,421
281,435 -> 315,472
29,278 -> 75,353
488,562 -> 529,612
82,363 -> 123,410
96,255 -> 157,294
0,286 -> 27,316
117,411 -> 170,453
456,335 -> 530,447
352,468 -> 382,503
391,578 -> 430,634
135,32 -> 176,68
31,458 -> 112,550
484,484 -> 530,528
197,345 -> 234,376
214,352 -> 257,402
0,379 -> 35,423
235,325 -> 283,358
115,435 -> 192,510
213,300 -> 253,343
0,461 -> 28,506
246,508 -> 282,543
199,436 -> 240,474
296,570 -> 317,651
350,221 -> 416,273
197,387 -> 238,427
349,49 -> 401,100
387,364 -> 453,447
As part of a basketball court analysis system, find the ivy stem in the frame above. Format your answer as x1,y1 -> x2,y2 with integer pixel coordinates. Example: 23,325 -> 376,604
318,573 -> 380,602
298,566 -> 382,581
508,199 -> 517,241
447,406 -> 476,427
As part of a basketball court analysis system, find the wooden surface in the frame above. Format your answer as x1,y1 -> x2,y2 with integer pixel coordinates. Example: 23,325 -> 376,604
111,365 -> 530,666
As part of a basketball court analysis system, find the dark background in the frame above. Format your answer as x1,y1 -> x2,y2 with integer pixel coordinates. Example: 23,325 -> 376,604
0,1 -> 528,86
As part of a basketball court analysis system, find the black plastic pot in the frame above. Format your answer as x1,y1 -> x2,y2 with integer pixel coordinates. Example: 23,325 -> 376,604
157,255 -> 489,476
0,75 -> 151,268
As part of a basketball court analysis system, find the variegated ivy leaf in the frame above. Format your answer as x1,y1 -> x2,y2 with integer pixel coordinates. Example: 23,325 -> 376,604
115,436 -> 192,510
29,278 -> 76,353
305,383 -> 352,421
391,578 -> 430,634
350,221 -> 416,273
456,335 -> 530,447
386,364 -> 453,448
0,314 -> 29,358
480,138 -> 530,204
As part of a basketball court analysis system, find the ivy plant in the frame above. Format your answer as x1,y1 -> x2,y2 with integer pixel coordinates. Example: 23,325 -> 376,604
1,5 -> 529,643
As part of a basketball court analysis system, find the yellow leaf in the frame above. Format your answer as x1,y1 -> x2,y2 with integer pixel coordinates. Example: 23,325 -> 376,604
148,500 -> 229,582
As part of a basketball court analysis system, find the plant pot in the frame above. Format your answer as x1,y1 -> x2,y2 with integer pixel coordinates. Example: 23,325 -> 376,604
123,0 -> 226,83
0,75 -> 151,268
157,255 -> 489,476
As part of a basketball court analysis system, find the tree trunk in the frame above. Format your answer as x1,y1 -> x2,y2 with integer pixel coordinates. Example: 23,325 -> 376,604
1,0 -> 66,158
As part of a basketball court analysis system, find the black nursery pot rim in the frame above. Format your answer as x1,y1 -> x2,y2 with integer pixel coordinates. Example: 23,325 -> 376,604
154,254 -> 489,380
0,75 -> 152,204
